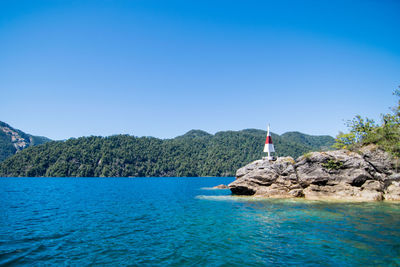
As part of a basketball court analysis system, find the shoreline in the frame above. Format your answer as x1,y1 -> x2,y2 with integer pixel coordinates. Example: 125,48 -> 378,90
201,194 -> 400,203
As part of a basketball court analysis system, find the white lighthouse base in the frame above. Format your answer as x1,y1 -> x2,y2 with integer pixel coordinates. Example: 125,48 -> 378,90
263,156 -> 277,161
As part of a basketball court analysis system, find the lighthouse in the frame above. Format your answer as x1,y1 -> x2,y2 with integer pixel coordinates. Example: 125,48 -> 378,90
263,125 -> 276,161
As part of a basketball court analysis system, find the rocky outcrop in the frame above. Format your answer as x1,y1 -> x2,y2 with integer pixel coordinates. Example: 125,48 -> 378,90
229,145 -> 400,201
1,126 -> 30,150
0,121 -> 51,162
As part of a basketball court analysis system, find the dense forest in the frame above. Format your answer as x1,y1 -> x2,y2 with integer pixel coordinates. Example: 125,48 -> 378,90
0,129 -> 334,177
0,121 -> 51,162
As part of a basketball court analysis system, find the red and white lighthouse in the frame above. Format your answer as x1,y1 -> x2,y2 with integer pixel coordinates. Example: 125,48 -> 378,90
263,125 -> 275,160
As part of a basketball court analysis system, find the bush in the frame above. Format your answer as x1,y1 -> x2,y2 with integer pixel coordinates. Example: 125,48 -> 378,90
322,159 -> 344,170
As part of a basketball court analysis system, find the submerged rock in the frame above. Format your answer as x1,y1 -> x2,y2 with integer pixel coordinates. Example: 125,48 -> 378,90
229,145 -> 400,201
212,184 -> 229,189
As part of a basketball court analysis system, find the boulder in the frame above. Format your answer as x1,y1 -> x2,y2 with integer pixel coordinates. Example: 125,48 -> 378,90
383,174 -> 400,200
229,145 -> 399,201
230,157 -> 300,198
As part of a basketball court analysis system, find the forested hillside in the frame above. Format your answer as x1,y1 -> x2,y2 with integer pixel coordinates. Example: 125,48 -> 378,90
0,121 -> 51,162
0,129 -> 334,177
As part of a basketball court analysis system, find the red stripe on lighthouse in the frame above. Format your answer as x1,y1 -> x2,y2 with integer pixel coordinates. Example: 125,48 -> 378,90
265,136 -> 273,144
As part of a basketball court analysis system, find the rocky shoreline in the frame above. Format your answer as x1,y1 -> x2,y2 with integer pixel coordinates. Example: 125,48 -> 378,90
229,145 -> 400,201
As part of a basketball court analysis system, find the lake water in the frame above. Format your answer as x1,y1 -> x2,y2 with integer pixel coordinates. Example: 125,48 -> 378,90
1,177 -> 400,266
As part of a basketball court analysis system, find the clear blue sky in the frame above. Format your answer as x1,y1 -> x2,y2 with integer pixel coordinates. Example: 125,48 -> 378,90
1,0 -> 399,140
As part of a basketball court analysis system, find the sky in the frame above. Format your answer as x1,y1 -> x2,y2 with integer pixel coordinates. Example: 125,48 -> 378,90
1,0 -> 399,140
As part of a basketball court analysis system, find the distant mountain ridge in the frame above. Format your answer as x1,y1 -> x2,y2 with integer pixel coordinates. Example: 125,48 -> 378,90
0,121 -> 51,162
0,125 -> 334,177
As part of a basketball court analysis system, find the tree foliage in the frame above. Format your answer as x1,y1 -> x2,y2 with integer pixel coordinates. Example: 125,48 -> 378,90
332,132 -> 356,150
334,87 -> 400,158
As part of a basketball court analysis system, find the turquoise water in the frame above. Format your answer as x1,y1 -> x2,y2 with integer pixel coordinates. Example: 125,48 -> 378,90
1,177 -> 400,266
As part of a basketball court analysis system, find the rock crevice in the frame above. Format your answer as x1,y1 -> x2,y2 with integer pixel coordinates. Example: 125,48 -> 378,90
228,145 -> 400,201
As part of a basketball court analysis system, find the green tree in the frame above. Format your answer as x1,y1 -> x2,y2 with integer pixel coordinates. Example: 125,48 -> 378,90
332,132 -> 356,149
346,115 -> 377,143
334,87 -> 400,157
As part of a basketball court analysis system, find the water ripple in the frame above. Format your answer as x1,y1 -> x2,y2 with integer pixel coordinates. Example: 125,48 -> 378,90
1,177 -> 400,266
